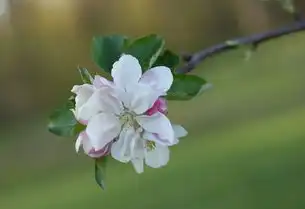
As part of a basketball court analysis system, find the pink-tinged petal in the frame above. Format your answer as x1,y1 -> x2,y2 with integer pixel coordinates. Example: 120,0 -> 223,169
145,144 -> 170,168
79,119 -> 88,125
136,112 -> 175,145
93,75 -> 114,89
86,113 -> 121,150
140,66 -> 173,94
87,142 -> 112,158
111,54 -> 142,90
146,97 -> 168,116
78,131 -> 112,158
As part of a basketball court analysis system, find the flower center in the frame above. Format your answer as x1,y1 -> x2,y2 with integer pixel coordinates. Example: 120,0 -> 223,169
119,111 -> 140,130
145,140 -> 156,151
119,111 -> 155,151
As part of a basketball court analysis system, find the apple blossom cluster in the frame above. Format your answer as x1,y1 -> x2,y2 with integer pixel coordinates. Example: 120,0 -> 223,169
71,54 -> 187,173
48,34 -> 208,189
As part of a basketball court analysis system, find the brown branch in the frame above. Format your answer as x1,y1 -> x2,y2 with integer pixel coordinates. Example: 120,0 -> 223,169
176,19 -> 305,74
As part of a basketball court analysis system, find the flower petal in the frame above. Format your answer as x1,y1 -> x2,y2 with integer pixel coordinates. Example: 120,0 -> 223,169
78,88 -> 123,121
145,97 -> 167,116
145,144 -> 170,168
71,84 -> 94,96
142,132 -> 171,146
86,113 -> 121,150
75,131 -> 112,158
127,84 -> 161,114
71,84 -> 94,118
111,127 -> 138,163
131,158 -> 144,174
136,112 -> 175,144
75,131 -> 86,152
172,124 -> 188,138
87,143 -> 112,158
140,66 -> 173,94
93,75 -> 114,89
111,54 -> 142,90
130,134 -> 145,173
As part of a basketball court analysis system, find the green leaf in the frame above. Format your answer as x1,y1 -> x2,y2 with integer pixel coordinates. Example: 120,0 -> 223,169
153,49 -> 180,70
95,157 -> 108,190
48,102 -> 85,137
78,67 -> 93,84
124,34 -> 165,70
91,35 -> 127,73
166,74 -> 208,100
67,95 -> 76,109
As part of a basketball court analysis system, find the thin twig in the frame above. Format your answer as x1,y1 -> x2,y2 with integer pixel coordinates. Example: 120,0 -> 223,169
176,19 -> 305,74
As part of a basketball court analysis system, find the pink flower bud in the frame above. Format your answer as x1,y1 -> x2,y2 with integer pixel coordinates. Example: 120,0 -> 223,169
146,97 -> 168,116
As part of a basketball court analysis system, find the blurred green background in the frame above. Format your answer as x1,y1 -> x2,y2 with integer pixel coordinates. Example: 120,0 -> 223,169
1,0 -> 305,209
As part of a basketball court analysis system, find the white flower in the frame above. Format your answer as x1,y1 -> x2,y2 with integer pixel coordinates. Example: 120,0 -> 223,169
71,54 -> 187,172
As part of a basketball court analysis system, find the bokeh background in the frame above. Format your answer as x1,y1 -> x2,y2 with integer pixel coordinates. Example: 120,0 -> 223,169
1,0 -> 305,208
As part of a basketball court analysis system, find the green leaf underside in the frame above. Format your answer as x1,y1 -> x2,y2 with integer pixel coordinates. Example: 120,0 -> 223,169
48,101 -> 85,137
166,74 -> 207,100
78,67 -> 93,84
124,34 -> 165,71
92,35 -> 127,73
95,157 -> 108,190
67,95 -> 76,109
153,49 -> 180,70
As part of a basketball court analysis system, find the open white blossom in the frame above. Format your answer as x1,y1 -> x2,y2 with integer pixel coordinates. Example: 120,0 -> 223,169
71,54 -> 187,172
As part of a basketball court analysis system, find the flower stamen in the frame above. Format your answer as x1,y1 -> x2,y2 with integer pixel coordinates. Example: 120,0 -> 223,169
145,140 -> 156,151
119,112 -> 140,130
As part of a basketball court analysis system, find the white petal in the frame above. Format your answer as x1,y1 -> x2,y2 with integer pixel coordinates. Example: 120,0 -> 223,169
142,131 -> 172,146
111,127 -> 138,163
140,66 -> 173,94
172,124 -> 188,138
127,84 -> 161,114
75,132 -> 86,152
78,88 -> 123,121
136,112 -> 175,144
131,158 -> 144,174
71,84 -> 94,95
71,84 -> 94,116
75,132 -> 111,158
145,144 -> 170,168
86,113 -> 121,150
93,75 -> 114,89
129,135 -> 145,173
111,54 -> 142,90
130,134 -> 145,159
82,136 -> 94,154
112,88 -> 132,110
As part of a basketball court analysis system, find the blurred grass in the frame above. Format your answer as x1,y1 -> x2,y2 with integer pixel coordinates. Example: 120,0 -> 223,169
1,32 -> 305,209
